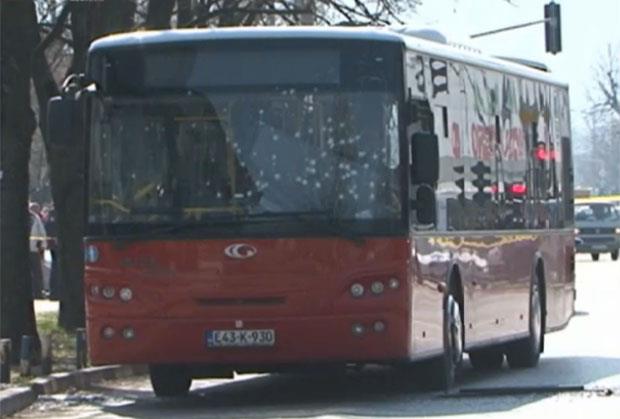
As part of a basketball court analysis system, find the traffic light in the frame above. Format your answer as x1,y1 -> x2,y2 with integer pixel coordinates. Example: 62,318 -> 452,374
453,165 -> 466,205
544,2 -> 562,54
471,161 -> 492,206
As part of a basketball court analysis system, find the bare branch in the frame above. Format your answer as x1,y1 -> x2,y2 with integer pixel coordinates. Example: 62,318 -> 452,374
34,1 -> 70,56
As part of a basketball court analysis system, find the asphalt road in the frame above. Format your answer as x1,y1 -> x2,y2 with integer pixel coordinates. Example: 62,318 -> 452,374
16,254 -> 620,418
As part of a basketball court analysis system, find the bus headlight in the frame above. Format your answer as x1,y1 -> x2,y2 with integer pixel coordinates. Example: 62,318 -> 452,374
615,228 -> 620,234
122,327 -> 135,340
388,278 -> 400,290
351,323 -> 365,336
101,326 -> 115,339
350,283 -> 364,298
119,287 -> 133,302
370,281 -> 385,295
102,286 -> 115,299
373,321 -> 386,333
574,228 -> 580,235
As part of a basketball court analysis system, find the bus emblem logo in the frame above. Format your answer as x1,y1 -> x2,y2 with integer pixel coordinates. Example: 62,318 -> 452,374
224,244 -> 257,260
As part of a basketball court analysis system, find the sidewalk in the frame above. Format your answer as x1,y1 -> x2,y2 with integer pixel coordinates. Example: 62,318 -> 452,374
0,301 -> 145,416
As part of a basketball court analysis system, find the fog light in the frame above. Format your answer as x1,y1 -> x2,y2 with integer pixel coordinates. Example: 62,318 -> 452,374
119,287 -> 133,302
90,285 -> 100,297
388,278 -> 400,289
122,327 -> 135,339
351,323 -> 365,336
370,281 -> 384,295
350,283 -> 364,298
102,286 -> 115,299
102,326 -> 115,339
373,321 -> 386,333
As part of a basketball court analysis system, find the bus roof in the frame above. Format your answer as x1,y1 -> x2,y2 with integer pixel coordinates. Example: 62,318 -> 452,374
89,26 -> 568,88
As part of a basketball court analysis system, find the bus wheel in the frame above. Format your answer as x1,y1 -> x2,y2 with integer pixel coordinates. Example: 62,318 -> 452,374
506,275 -> 543,368
591,253 -> 600,261
149,364 -> 192,398
426,290 -> 464,391
469,347 -> 504,371
611,251 -> 618,261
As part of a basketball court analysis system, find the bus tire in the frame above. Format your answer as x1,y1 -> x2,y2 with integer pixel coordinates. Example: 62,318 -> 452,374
611,251 -> 618,261
469,347 -> 504,371
149,364 -> 192,398
420,286 -> 463,391
506,272 -> 543,369
591,253 -> 600,261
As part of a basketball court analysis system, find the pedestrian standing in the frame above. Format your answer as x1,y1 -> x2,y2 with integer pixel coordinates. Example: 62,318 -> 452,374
29,204 -> 47,299
44,204 -> 59,300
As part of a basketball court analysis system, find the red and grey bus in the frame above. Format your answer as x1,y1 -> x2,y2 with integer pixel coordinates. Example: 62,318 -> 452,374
48,27 -> 575,396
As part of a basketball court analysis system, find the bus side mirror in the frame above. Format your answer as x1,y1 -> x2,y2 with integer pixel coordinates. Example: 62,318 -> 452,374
411,132 -> 439,185
416,184 -> 436,225
47,95 -> 77,147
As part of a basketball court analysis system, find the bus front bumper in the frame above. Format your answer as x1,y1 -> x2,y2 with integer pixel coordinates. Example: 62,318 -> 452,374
87,313 -> 411,366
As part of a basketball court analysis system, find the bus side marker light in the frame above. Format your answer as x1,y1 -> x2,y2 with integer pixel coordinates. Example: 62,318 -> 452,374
102,326 -> 115,339
85,245 -> 100,263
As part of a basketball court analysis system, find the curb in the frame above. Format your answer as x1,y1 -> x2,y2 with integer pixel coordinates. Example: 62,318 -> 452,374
0,387 -> 37,417
0,364 -> 146,417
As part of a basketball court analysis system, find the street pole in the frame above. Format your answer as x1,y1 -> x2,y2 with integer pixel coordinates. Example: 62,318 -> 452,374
470,18 -> 548,39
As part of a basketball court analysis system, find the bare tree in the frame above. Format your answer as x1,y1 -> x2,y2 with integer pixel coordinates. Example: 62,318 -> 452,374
589,44 -> 620,117
582,44 -> 620,194
29,0 -> 138,329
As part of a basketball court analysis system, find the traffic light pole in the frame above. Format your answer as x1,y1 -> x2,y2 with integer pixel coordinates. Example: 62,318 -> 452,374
470,18 -> 549,39
469,2 -> 561,54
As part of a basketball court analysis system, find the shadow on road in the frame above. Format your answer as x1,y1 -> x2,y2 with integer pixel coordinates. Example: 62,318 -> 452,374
94,355 -> 620,418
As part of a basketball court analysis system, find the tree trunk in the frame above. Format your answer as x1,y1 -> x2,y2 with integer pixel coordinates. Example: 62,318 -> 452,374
0,0 -> 41,362
146,0 -> 175,29
50,0 -> 137,330
177,0 -> 194,27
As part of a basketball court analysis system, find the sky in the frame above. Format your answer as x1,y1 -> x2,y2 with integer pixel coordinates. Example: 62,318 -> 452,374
404,0 -> 620,135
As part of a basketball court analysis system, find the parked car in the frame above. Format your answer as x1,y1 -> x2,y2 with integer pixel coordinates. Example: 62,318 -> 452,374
574,202 -> 620,261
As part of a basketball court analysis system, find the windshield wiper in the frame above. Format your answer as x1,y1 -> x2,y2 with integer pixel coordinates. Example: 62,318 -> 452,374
111,214 -> 246,240
243,211 -> 365,245
106,209 -> 365,245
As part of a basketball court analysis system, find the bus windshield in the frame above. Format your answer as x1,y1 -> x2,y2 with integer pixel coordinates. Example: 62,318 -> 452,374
87,42 -> 404,235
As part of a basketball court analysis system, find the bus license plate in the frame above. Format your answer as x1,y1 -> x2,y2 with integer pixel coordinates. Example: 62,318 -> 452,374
206,329 -> 276,348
